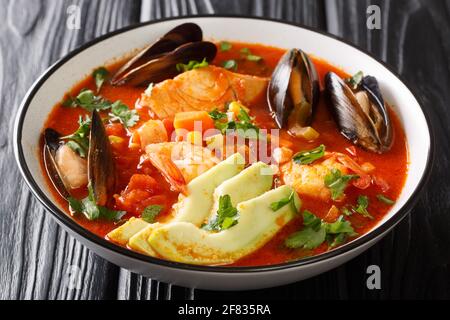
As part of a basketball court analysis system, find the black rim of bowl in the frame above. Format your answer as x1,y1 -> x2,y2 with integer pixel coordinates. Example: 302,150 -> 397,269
14,15 -> 435,274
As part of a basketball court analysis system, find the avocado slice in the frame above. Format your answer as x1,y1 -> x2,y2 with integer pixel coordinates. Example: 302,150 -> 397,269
148,185 -> 301,265
209,161 -> 273,218
106,217 -> 149,246
172,152 -> 245,225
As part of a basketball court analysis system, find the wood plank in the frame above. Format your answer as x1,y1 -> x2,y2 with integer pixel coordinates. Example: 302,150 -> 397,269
0,0 -> 140,300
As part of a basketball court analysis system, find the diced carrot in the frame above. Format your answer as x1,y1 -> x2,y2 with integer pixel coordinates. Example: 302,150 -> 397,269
173,111 -> 215,132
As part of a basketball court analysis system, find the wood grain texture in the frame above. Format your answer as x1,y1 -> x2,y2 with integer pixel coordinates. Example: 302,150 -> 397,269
1,0 -> 449,300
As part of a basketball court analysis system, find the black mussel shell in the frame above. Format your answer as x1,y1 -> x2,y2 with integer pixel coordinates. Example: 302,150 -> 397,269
116,41 -> 217,86
111,22 -> 203,85
267,48 -> 319,129
325,72 -> 393,153
43,128 -> 71,199
88,110 -> 116,206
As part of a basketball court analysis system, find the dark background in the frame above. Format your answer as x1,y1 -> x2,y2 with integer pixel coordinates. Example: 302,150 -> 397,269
1,0 -> 449,300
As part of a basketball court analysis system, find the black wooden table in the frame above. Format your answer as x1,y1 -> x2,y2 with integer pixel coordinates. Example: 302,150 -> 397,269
1,0 -> 449,300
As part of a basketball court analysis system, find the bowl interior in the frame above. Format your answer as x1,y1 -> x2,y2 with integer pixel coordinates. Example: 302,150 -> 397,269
15,17 -> 430,262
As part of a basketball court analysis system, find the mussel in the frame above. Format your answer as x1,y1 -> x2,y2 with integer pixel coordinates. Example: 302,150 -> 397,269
114,41 -> 217,86
43,128 -> 72,199
267,48 -> 319,137
111,22 -> 202,84
88,110 -> 116,206
325,71 -> 393,154
43,110 -> 116,206
111,22 -> 217,86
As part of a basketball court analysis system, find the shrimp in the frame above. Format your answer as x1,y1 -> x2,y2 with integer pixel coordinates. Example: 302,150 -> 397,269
139,66 -> 268,119
145,142 -> 220,194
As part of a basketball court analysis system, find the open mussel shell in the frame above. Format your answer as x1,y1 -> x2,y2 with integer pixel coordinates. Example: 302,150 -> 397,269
325,72 -> 393,154
111,22 -> 203,85
116,41 -> 217,86
43,128 -> 71,199
88,110 -> 116,206
267,48 -> 319,129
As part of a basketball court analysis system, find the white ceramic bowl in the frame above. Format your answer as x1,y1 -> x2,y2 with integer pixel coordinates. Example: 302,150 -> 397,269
14,16 -> 433,290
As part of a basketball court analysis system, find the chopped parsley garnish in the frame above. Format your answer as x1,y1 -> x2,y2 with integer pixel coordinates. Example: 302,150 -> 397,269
377,194 -> 395,205
324,168 -> 359,200
60,116 -> 91,158
68,183 -> 125,221
270,191 -> 299,213
354,195 -> 373,219
346,71 -> 364,89
63,89 -> 139,128
63,89 -> 111,112
176,58 -> 208,72
219,41 -> 232,52
208,108 -> 228,121
92,67 -> 109,92
202,195 -> 239,231
222,59 -> 237,71
109,101 -> 139,128
285,210 -> 357,250
292,144 -> 325,165
141,205 -> 164,223
240,47 -> 263,62
208,106 -> 261,139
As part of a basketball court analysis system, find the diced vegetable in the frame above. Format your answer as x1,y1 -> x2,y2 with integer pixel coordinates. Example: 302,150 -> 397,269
186,131 -> 203,146
174,111 -> 215,133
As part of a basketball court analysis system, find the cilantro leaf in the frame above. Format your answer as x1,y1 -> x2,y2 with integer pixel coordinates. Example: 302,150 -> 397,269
377,194 -> 395,205
270,191 -> 299,213
293,144 -> 326,165
202,195 -> 239,231
324,169 -> 359,200
208,104 -> 261,139
68,183 -> 125,221
285,226 -> 326,249
354,195 -> 373,219
222,59 -> 237,71
219,41 -> 232,51
63,89 -> 112,112
176,58 -> 209,72
60,116 -> 91,158
92,67 -> 109,92
284,211 -> 357,250
109,101 -> 139,128
141,205 -> 164,223
208,109 -> 228,121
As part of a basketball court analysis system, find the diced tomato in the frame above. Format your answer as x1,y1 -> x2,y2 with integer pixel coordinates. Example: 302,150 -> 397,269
126,174 -> 159,193
105,123 -> 126,137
